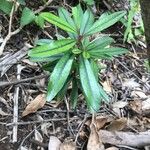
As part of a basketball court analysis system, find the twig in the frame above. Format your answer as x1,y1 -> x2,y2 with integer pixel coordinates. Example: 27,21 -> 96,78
34,0 -> 53,14
18,125 -> 41,150
0,45 -> 29,76
99,130 -> 150,148
0,136 -> 8,142
75,114 -> 88,143
37,108 -> 74,113
6,117 -> 78,126
64,96 -> 73,134
30,139 -> 48,148
0,2 -> 16,55
0,74 -> 49,87
0,0 -> 53,55
116,59 -> 150,89
12,64 -> 24,142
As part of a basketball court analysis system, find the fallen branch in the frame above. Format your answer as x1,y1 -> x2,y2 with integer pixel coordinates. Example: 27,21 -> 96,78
0,45 -> 29,76
0,74 -> 49,87
12,64 -> 24,142
99,130 -> 150,148
34,0 -> 53,14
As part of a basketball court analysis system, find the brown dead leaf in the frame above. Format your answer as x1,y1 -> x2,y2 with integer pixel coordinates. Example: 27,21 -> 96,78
142,98 -> 150,112
87,123 -> 105,150
106,118 -> 127,131
112,101 -> 128,109
22,94 -> 46,117
79,130 -> 87,140
106,147 -> 119,150
142,117 -> 150,129
60,141 -> 76,150
0,108 -> 10,116
112,101 -> 128,117
22,59 -> 38,67
41,122 -> 52,136
48,136 -> 61,150
35,129 -> 43,143
131,89 -> 147,99
129,100 -> 142,114
122,78 -> 140,88
96,116 -> 108,131
101,80 -> 112,93
85,116 -> 107,131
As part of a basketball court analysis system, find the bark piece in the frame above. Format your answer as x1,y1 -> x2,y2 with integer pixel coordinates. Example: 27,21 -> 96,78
99,130 -> 150,148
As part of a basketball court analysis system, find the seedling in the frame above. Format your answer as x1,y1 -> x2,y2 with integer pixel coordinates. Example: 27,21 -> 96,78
28,5 -> 127,112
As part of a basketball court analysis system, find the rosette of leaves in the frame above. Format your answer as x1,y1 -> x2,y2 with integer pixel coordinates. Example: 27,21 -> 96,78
28,5 -> 127,112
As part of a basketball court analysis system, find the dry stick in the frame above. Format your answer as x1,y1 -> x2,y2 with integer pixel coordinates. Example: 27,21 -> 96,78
6,118 -> 77,126
0,74 -> 49,87
18,124 -> 41,150
116,59 -> 150,89
0,0 -> 53,55
64,96 -> 71,132
0,3 -> 16,55
34,0 -> 53,14
99,130 -> 150,148
75,114 -> 88,143
30,139 -> 48,148
12,65 -> 24,142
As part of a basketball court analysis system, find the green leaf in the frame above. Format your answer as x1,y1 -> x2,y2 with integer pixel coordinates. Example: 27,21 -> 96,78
56,76 -> 72,101
58,7 -> 77,38
35,15 -> 45,29
83,0 -> 94,5
86,11 -> 126,36
82,51 -> 90,58
89,47 -> 128,59
0,0 -> 13,15
90,59 -> 99,81
80,9 -> 94,35
99,85 -> 109,103
72,48 -> 82,54
17,0 -> 26,5
99,12 -> 109,20
30,54 -> 63,62
70,79 -> 78,109
82,37 -> 90,49
40,12 -> 76,33
28,39 -> 76,58
35,39 -> 53,46
58,7 -> 76,29
42,60 -> 58,72
20,7 -> 35,27
47,54 -> 74,102
72,4 -> 83,29
124,9 -> 135,41
86,36 -> 114,51
79,56 -> 103,112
